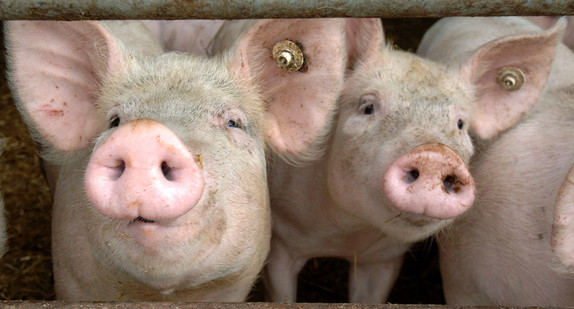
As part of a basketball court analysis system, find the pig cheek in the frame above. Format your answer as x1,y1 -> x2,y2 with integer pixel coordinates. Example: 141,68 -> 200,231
187,146 -> 268,265
450,105 -> 475,160
326,124 -> 363,202
181,155 -> 270,282
327,135 -> 446,238
329,119 -> 378,192
326,139 -> 388,220
450,126 -> 474,162
229,130 -> 257,154
326,150 -> 360,203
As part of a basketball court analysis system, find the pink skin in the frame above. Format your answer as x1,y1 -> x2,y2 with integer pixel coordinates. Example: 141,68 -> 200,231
85,119 -> 204,223
142,20 -> 225,55
263,18 -> 562,304
418,17 -> 573,306
383,143 -> 475,219
6,18 -> 345,301
527,16 -> 574,50
554,163 -> 574,271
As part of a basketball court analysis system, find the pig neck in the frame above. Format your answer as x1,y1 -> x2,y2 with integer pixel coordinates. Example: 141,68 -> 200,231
269,153 -> 395,258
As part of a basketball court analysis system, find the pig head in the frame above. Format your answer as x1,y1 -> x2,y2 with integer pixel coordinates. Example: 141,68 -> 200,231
528,16 -> 574,51
329,16 -> 562,246
262,18 -> 561,303
5,18 -> 345,301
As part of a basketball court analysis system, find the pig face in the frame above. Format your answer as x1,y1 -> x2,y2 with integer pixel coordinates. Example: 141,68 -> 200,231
330,48 -> 476,241
82,53 -> 270,290
6,19 -> 345,300
327,19 -> 563,242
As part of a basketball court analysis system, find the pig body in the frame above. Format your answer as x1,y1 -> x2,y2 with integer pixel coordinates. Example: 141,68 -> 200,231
552,163 -> 574,275
418,17 -> 574,306
6,19 -> 345,301
262,19 -> 562,303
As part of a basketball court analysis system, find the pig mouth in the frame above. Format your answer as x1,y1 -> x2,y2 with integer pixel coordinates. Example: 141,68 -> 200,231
130,216 -> 157,224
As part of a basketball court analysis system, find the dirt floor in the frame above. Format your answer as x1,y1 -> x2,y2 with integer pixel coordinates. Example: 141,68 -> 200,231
0,18 -> 443,303
0,21 -> 54,299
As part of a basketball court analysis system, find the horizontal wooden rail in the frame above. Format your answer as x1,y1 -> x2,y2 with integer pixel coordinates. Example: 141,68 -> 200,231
0,301 -> 534,309
0,0 -> 571,20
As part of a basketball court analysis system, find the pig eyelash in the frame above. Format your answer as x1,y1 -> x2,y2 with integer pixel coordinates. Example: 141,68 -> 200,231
109,115 -> 121,128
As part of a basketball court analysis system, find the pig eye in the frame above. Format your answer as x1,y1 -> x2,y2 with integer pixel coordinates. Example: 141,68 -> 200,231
110,116 -> 120,128
226,117 -> 244,130
359,94 -> 378,115
457,119 -> 464,130
362,104 -> 375,115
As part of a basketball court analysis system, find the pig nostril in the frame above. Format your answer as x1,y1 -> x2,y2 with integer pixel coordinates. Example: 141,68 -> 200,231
443,175 -> 462,194
109,160 -> 125,181
404,169 -> 419,184
117,161 -> 125,172
161,161 -> 174,181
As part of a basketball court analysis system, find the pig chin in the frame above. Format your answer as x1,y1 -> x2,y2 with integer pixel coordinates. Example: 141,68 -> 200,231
401,212 -> 453,233
87,215 -> 227,286
381,208 -> 454,242
95,210 -> 209,253
124,219 -> 193,252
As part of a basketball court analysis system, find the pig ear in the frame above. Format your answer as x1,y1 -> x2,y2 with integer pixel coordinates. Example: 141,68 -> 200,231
142,20 -> 224,56
345,18 -> 385,69
553,163 -> 574,270
528,16 -> 574,50
6,21 -> 126,152
462,19 -> 564,140
231,19 -> 346,155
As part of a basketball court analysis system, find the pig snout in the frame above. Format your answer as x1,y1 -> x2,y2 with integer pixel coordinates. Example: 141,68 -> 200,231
84,118 -> 204,223
383,143 -> 475,219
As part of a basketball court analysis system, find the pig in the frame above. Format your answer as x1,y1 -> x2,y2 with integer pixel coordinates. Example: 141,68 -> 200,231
142,20 -> 225,55
528,16 -> 574,50
240,18 -> 561,303
554,162 -> 574,275
417,16 -> 574,306
5,18 -> 346,301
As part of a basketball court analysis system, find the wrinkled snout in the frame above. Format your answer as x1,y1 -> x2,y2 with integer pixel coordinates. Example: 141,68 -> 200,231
84,118 -> 204,223
383,143 -> 475,219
